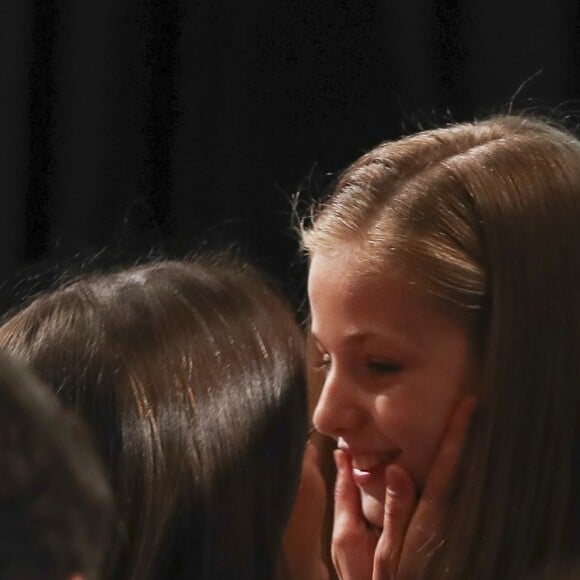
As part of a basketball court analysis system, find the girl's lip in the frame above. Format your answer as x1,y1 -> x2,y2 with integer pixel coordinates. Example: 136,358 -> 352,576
337,439 -> 402,488
352,463 -> 387,488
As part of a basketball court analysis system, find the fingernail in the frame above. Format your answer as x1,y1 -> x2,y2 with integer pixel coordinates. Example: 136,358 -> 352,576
333,449 -> 344,471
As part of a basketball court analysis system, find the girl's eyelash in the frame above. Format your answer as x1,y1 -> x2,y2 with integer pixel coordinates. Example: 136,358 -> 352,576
307,425 -> 317,438
366,361 -> 402,374
312,354 -> 401,375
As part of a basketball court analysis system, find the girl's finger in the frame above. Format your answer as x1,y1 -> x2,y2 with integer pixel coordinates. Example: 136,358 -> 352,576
333,449 -> 365,534
396,396 -> 477,578
373,463 -> 416,579
332,449 -> 378,579
421,396 -> 476,505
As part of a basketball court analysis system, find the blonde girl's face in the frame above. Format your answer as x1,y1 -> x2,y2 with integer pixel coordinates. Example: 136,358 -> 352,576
308,247 -> 476,528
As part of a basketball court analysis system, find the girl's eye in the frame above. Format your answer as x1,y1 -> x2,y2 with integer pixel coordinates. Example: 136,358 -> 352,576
366,361 -> 402,375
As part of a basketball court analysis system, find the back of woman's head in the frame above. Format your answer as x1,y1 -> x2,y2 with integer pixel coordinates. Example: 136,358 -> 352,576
0,255 -> 307,580
303,116 -> 580,577
0,350 -> 112,580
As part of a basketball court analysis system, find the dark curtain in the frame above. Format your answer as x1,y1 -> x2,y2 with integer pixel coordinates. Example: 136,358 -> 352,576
1,0 -> 579,310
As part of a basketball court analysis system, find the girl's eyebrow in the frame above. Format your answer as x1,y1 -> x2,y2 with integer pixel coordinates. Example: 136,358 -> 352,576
312,327 -> 418,356
310,328 -> 370,347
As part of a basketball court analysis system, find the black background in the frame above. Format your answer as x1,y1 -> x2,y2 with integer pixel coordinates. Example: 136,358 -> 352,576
1,0 -> 579,311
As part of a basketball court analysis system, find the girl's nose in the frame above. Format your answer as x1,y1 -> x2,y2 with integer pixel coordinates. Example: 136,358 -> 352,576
312,367 -> 364,439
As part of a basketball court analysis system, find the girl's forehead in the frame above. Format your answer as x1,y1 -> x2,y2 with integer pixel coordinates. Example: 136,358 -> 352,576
308,246 -> 413,299
308,247 -> 474,353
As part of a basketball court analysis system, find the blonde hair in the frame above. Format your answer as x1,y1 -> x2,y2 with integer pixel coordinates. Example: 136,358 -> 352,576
303,116 -> 580,578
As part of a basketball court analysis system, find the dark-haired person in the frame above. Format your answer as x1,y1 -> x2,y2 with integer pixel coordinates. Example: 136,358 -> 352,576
0,349 -> 111,580
303,115 -> 580,578
0,255 -> 328,580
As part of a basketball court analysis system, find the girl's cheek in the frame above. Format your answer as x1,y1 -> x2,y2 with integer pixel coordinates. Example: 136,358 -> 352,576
374,390 -> 415,441
375,393 -> 442,486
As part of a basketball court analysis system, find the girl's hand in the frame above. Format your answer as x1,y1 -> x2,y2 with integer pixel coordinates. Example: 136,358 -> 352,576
332,450 -> 417,580
331,397 -> 476,580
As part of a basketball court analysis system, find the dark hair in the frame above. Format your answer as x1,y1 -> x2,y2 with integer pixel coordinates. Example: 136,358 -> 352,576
0,349 -> 112,579
0,255 -> 308,580
303,115 -> 580,577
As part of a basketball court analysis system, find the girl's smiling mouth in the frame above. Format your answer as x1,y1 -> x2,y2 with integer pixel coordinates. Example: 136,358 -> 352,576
338,438 -> 402,489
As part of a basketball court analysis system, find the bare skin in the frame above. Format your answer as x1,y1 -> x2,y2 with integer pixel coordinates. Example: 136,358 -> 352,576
331,397 -> 476,580
309,250 -> 478,529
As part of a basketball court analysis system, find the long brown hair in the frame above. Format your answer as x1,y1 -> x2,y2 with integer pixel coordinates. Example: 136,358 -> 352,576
0,350 -> 112,579
0,255 -> 308,580
303,116 -> 580,578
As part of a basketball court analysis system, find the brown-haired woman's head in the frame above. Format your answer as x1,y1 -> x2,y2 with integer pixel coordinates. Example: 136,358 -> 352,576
0,349 -> 112,580
304,116 -> 580,578
0,255 -> 308,580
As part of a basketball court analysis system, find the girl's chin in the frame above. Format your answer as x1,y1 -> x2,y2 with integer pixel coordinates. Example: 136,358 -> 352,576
360,490 -> 386,529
